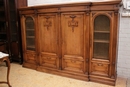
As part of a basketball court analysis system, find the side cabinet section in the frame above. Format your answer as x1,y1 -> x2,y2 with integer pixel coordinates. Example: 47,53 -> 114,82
20,14 -> 38,69
89,11 -> 117,85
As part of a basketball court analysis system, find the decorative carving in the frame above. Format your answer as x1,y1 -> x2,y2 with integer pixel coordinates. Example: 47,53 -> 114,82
34,9 -> 38,16
108,12 -> 112,17
68,15 -> 78,32
92,13 -> 96,17
86,6 -> 90,16
44,16 -> 52,30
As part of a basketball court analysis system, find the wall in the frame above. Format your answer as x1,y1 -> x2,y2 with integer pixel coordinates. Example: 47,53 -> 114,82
117,2 -> 130,78
27,0 -> 120,6
27,0 -> 130,79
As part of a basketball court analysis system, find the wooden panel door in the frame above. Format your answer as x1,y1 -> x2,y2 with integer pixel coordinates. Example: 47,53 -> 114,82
38,13 -> 59,69
61,12 -> 87,74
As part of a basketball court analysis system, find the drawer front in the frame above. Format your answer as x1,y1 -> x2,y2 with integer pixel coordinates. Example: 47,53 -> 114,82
24,51 -> 36,64
62,59 -> 84,73
41,55 -> 58,68
91,62 -> 109,76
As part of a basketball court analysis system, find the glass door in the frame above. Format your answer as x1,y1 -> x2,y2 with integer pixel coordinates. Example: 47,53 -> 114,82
93,15 -> 110,60
25,17 -> 35,51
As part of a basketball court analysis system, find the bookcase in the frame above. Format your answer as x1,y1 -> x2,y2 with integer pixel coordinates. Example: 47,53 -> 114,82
0,0 -> 27,63
19,0 -> 121,85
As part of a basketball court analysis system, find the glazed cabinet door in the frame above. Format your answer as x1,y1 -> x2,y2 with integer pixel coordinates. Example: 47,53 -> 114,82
21,14 -> 37,69
38,13 -> 59,69
89,11 -> 117,84
61,12 -> 88,75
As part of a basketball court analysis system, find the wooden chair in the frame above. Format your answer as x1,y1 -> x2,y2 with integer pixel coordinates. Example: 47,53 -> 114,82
0,41 -> 11,87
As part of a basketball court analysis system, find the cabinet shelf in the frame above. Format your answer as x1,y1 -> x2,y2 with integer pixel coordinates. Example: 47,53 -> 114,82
27,46 -> 35,49
94,30 -> 110,33
26,20 -> 34,22
93,56 -> 108,60
94,40 -> 109,43
26,29 -> 35,31
26,36 -> 35,38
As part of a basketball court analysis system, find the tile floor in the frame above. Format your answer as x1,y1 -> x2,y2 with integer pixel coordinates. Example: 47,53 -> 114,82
0,63 -> 128,87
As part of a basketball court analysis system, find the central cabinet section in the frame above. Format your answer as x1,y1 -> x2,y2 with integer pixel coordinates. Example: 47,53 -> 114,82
61,12 -> 86,74
37,12 -> 88,79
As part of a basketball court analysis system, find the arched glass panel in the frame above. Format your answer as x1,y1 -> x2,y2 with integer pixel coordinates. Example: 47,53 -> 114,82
93,15 -> 110,60
25,17 -> 35,50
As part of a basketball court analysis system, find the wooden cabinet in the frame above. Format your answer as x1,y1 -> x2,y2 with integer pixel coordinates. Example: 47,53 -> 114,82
0,0 -> 27,63
19,0 -> 121,85
89,11 -> 119,85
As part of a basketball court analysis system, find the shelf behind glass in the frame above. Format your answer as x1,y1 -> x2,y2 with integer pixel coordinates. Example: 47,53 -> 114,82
94,40 -> 109,43
94,33 -> 110,41
94,30 -> 110,33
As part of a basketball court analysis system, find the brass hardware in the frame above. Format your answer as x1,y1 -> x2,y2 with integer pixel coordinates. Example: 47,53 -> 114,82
98,63 -> 103,66
86,59 -> 89,62
47,57 -> 51,59
71,60 -> 76,63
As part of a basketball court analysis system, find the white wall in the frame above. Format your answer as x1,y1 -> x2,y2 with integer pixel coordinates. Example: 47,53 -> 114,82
27,0 -> 117,6
28,0 -> 89,6
117,4 -> 130,78
27,0 -> 130,79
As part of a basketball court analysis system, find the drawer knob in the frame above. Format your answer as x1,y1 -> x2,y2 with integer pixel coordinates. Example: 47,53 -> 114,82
98,63 -> 103,66
47,57 -> 51,59
71,60 -> 76,63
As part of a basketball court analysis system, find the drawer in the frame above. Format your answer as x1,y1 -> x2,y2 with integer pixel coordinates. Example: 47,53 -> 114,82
62,59 -> 84,73
40,55 -> 58,68
91,62 -> 109,76
25,52 -> 36,64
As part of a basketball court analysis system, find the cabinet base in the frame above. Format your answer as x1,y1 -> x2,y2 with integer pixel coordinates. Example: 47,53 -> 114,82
23,62 -> 37,70
22,64 -> 116,86
37,66 -> 89,81
89,75 -> 116,86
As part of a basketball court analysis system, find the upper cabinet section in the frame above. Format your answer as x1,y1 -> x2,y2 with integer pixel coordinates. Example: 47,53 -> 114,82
90,11 -> 115,60
21,15 -> 36,51
18,0 -> 121,15
94,15 -> 110,32
25,16 -> 35,51
93,14 -> 111,60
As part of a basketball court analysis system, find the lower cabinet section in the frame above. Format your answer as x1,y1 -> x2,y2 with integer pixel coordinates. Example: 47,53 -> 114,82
89,75 -> 116,86
62,59 -> 84,73
40,53 -> 59,69
23,51 -> 37,69
89,60 -> 115,85
90,61 -> 110,76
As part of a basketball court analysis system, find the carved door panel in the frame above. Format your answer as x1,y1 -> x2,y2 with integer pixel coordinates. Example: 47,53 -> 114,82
61,12 -> 87,74
89,11 -> 115,77
38,13 -> 59,69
